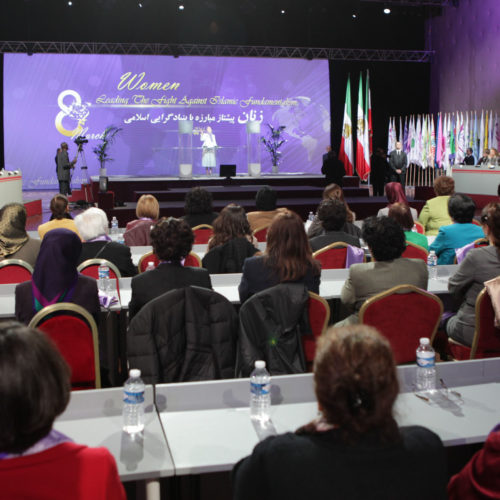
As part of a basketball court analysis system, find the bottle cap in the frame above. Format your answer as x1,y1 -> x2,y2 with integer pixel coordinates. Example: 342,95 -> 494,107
419,338 -> 430,345
129,368 -> 141,378
254,360 -> 266,369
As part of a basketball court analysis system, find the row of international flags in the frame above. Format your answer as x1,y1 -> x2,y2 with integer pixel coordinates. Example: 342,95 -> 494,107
388,111 -> 499,173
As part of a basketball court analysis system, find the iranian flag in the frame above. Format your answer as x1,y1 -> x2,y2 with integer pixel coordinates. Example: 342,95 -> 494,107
367,70 -> 373,156
339,76 -> 354,176
356,74 -> 370,180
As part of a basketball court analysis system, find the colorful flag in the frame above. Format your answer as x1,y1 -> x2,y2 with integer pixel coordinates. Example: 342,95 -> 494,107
485,110 -> 489,149
456,112 -> 465,164
339,76 -> 354,176
356,73 -> 370,181
492,113 -> 499,151
430,115 -> 436,168
479,110 -> 485,157
473,111 -> 478,160
436,113 -> 443,168
366,70 -> 373,156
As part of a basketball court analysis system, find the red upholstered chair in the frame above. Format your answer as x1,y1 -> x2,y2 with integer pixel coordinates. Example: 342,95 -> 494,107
252,224 -> 270,243
302,292 -> 330,367
413,221 -> 425,234
473,237 -> 489,248
359,284 -> 443,364
29,303 -> 101,389
137,251 -> 160,273
77,258 -> 122,296
313,242 -> 352,269
472,218 -> 481,227
0,259 -> 33,284
192,224 -> 214,244
184,251 -> 202,268
402,241 -> 429,262
448,288 -> 500,360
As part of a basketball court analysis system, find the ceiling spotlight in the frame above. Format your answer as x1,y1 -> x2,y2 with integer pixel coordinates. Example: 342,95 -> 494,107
280,9 -> 285,14
178,4 -> 184,10
67,1 -> 72,5
138,2 -> 143,6
352,13 -> 357,18
383,7 -> 391,14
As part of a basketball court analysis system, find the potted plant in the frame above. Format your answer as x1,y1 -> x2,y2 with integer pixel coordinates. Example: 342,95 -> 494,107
260,124 -> 286,174
93,125 -> 122,174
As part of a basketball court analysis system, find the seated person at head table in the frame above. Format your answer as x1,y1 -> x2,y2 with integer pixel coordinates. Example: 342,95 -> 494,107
180,187 -> 218,228
377,182 -> 418,220
246,186 -> 287,232
336,216 -> 428,326
75,207 -> 137,277
478,148 -> 490,165
0,322 -> 125,500
388,202 -> 428,250
307,183 -> 361,239
418,175 -> 455,236
37,194 -> 80,240
0,203 -> 41,268
445,203 -> 500,347
15,229 -> 100,325
429,193 -> 485,265
202,204 -> 259,274
309,198 -> 360,252
233,324 -> 447,500
128,217 -> 212,320
239,210 -> 321,304
123,194 -> 159,246
463,147 -> 475,166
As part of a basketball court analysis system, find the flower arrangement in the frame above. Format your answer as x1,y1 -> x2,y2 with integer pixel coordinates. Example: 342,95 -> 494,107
93,125 -> 122,167
260,124 -> 286,169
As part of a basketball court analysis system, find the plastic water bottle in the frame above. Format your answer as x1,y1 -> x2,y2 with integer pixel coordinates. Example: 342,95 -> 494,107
111,216 -> 118,234
123,369 -> 145,434
250,360 -> 271,422
416,338 -> 436,392
308,211 -> 314,222
146,261 -> 155,271
427,250 -> 438,280
411,224 -> 418,233
98,263 -> 111,292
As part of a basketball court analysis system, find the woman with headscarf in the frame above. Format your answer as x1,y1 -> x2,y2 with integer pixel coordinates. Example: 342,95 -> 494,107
15,228 -> 100,324
0,203 -> 41,268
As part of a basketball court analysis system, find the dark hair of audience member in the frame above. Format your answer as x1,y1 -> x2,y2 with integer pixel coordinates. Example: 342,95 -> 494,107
0,203 -> 27,232
150,217 -> 194,261
264,210 -> 320,281
322,184 -> 354,223
448,193 -> 476,223
208,204 -> 252,250
50,194 -> 69,220
317,199 -> 347,232
481,203 -> 500,247
255,186 -> 277,211
136,194 -> 159,220
0,322 -> 70,454
184,187 -> 214,215
388,202 -> 414,232
433,175 -> 455,196
362,216 -> 406,261
298,325 -> 399,444
384,182 -> 408,205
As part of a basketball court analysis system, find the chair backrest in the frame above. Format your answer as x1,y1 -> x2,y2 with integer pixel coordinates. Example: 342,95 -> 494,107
474,238 -> 489,248
312,242 -> 349,269
29,302 -> 101,389
472,218 -> 481,227
302,292 -> 331,364
0,259 -> 33,284
138,251 -> 160,273
470,288 -> 500,359
402,241 -> 429,262
192,224 -> 214,244
359,284 -> 443,364
413,221 -> 425,234
77,258 -> 121,281
184,251 -> 202,268
252,224 -> 270,242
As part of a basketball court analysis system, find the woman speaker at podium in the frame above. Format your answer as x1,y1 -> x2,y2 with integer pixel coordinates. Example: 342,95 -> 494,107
200,126 -> 217,176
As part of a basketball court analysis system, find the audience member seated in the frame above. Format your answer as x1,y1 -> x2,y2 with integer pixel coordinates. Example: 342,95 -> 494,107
239,210 -> 321,303
418,175 -> 454,236
128,217 -> 212,320
309,199 -> 360,252
0,321 -> 125,499
448,422 -> 500,499
336,216 -> 428,326
123,194 -> 159,246
0,203 -> 41,267
388,202 -> 428,250
429,193 -> 484,265
15,229 -> 100,325
38,195 -> 80,240
446,203 -> 500,346
202,204 -> 259,274
75,207 -> 137,277
377,182 -> 418,220
246,186 -> 287,231
181,187 -> 218,228
233,325 -> 446,500
307,183 -> 361,239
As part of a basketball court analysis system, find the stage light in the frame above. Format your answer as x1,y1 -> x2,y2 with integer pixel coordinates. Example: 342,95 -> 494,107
67,1 -> 72,5
383,7 -> 391,14
138,2 -> 143,7
280,9 -> 285,14
352,13 -> 357,18
178,4 -> 184,10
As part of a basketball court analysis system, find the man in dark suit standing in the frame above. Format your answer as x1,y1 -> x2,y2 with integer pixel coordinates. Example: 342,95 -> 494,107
56,142 -> 76,195
370,147 -> 390,196
388,141 -> 408,187
321,146 -> 346,186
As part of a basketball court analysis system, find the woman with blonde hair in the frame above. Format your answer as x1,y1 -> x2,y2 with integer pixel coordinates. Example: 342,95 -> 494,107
123,194 -> 160,246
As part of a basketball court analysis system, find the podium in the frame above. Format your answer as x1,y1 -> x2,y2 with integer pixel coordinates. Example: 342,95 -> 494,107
178,120 -> 193,178
246,121 -> 261,177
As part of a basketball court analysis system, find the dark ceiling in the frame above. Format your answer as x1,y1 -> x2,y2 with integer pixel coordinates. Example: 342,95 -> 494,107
0,0 -> 441,49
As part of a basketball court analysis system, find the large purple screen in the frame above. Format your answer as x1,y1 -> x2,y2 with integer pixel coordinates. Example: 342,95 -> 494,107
4,54 -> 330,189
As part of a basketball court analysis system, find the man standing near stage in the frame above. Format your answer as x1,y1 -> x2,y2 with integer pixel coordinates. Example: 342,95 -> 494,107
388,141 -> 408,187
321,147 -> 345,186
56,142 -> 76,195
200,126 -> 217,176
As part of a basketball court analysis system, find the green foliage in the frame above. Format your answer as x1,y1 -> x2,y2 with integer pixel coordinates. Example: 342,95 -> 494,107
260,124 -> 286,166
93,125 -> 122,164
